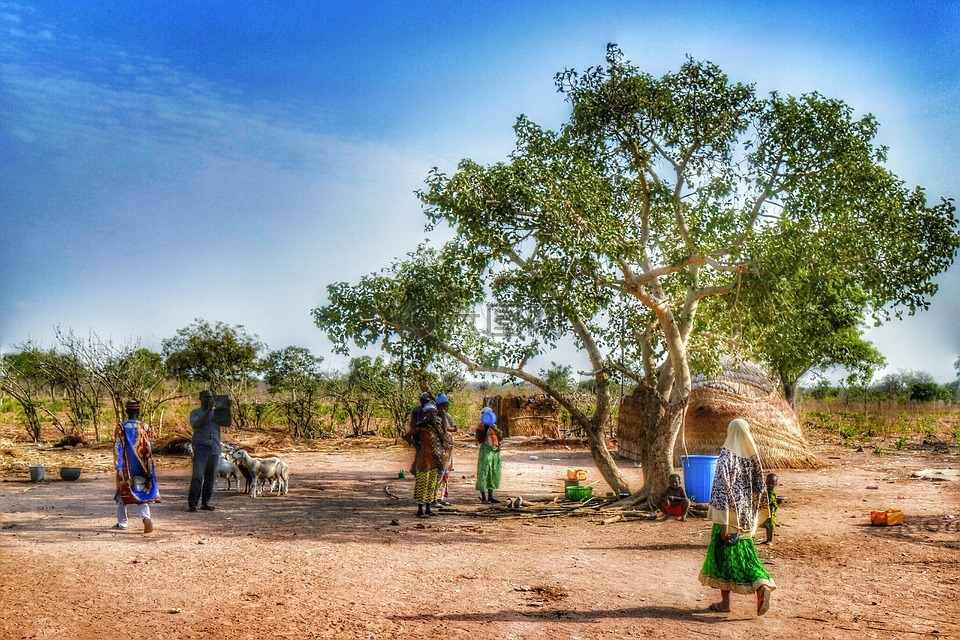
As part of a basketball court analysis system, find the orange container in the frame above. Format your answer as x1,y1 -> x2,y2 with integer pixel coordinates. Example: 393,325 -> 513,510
566,469 -> 577,480
575,469 -> 587,481
870,509 -> 904,526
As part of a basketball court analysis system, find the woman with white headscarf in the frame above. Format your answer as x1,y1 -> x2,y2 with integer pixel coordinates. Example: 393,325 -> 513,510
699,418 -> 776,615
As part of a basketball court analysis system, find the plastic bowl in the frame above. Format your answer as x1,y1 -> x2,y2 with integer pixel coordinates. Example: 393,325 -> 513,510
565,485 -> 593,501
59,467 -> 82,481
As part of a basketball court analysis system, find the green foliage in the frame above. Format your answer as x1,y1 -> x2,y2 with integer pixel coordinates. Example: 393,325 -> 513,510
162,319 -> 264,389
910,381 -> 949,403
542,362 -> 575,395
895,436 -> 908,450
873,444 -> 884,456
260,346 -> 325,437
162,319 -> 265,427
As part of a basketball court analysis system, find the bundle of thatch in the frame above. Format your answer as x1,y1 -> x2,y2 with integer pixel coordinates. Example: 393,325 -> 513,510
489,394 -> 562,438
152,430 -> 193,456
616,392 -> 646,462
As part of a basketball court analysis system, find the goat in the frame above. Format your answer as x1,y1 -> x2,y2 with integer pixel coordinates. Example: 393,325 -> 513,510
224,444 -> 254,494
268,459 -> 289,495
232,449 -> 289,498
216,453 -> 241,491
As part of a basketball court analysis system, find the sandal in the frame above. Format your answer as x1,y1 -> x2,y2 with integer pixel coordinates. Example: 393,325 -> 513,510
757,586 -> 771,616
708,603 -> 730,613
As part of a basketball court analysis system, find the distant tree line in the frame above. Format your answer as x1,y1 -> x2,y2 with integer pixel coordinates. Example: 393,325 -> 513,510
802,366 -> 960,405
0,319 -> 466,444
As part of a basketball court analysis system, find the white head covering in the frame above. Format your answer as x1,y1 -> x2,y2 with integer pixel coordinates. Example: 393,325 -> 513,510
722,418 -> 761,461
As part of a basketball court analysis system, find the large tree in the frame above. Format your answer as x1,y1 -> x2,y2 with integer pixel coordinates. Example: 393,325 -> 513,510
315,47 -> 958,502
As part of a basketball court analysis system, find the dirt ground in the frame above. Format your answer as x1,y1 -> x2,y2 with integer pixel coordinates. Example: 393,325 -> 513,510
1,431 -> 958,640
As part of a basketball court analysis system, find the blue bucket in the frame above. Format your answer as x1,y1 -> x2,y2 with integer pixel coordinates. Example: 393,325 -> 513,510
680,454 -> 718,503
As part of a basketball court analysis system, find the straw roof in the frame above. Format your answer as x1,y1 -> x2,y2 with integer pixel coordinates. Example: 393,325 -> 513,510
691,359 -> 774,398
678,386 -> 820,469
617,363 -> 820,469
488,394 -> 562,438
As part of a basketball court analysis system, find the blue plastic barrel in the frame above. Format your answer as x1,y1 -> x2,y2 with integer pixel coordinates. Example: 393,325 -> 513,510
680,454 -> 719,503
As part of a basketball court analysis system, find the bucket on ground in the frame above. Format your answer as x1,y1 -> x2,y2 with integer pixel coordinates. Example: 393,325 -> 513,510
680,454 -> 718,503
28,464 -> 45,482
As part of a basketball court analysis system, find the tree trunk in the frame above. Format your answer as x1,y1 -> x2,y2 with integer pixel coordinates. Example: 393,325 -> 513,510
629,383 -> 687,507
582,419 -> 631,495
783,381 -> 797,407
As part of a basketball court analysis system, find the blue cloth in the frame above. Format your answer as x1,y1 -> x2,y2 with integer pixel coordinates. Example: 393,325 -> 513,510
115,419 -> 160,505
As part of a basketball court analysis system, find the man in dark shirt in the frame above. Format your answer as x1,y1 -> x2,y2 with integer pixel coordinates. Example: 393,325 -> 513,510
187,390 -> 221,512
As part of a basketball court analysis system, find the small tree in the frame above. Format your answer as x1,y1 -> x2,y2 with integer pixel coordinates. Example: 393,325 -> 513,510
542,362 -> 575,396
86,336 -> 179,438
41,328 -> 103,440
261,346 -> 325,438
0,345 -> 49,442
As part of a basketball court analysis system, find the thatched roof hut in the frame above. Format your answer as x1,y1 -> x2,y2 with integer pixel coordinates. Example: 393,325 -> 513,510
487,394 -> 562,438
618,362 -> 819,469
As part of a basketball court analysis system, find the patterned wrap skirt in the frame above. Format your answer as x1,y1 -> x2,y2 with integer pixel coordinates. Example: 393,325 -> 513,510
413,468 -> 439,504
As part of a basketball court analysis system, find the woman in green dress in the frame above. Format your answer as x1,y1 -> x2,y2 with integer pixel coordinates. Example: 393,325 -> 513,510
699,418 -> 776,615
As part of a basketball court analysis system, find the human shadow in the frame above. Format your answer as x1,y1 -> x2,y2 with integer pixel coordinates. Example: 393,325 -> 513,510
390,603 -> 750,625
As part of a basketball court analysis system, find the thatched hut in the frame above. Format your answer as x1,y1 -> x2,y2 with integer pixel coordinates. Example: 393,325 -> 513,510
618,361 -> 819,469
487,394 -> 562,438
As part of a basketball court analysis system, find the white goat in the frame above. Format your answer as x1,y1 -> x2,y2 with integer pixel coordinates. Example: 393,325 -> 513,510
232,449 -> 289,498
216,453 -> 242,491
268,459 -> 289,495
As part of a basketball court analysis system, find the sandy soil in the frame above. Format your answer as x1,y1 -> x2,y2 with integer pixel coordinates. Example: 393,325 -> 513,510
1,433 -> 958,640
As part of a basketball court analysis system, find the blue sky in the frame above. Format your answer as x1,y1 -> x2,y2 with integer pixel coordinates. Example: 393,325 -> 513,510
2,1 -> 958,381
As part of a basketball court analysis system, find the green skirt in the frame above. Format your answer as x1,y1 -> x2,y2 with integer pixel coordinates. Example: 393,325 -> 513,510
699,524 -> 777,594
475,444 -> 501,491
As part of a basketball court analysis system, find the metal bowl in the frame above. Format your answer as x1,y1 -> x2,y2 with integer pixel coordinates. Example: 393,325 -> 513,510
59,467 -> 82,481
